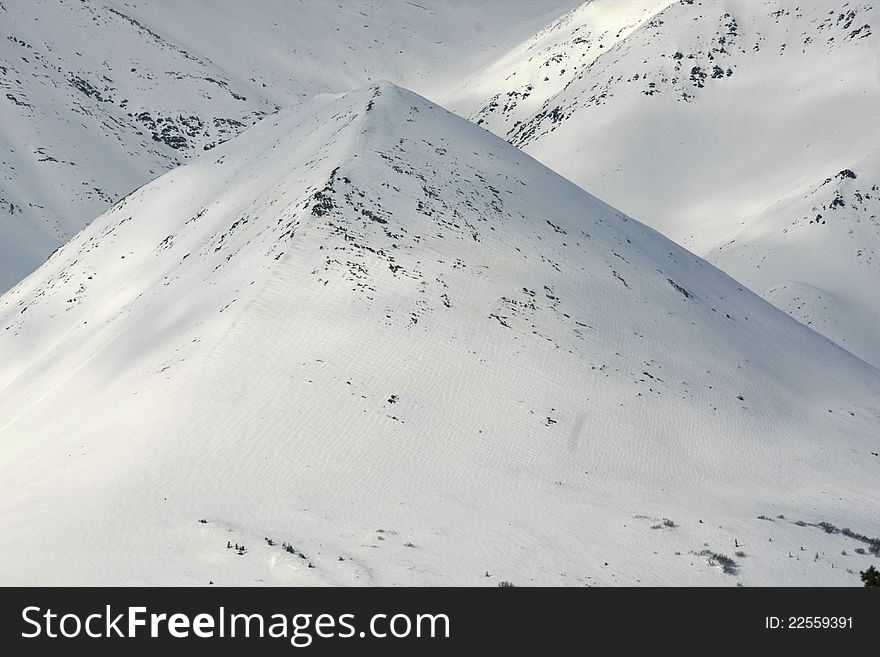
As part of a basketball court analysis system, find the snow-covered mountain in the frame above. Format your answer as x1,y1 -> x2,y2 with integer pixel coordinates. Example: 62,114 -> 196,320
1,83 -> 877,586
448,0 -> 677,137
449,0 -> 880,365
710,154 -> 880,365
0,0 -> 578,293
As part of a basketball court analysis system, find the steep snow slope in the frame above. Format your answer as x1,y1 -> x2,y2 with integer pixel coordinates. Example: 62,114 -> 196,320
449,0 -> 880,364
1,83 -> 878,586
0,0 -> 578,292
710,155 -> 880,365
449,0 -> 677,136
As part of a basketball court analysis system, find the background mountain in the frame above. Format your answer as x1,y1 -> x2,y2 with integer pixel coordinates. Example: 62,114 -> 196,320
0,0 -> 578,292
1,83 -> 877,586
449,0 -> 880,365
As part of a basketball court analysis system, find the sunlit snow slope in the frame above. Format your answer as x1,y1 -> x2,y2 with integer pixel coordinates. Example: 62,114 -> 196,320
0,83 -> 878,586
449,0 -> 880,365
0,0 -> 578,292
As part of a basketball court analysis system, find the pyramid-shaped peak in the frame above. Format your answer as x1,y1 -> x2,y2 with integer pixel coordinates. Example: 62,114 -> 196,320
0,81 -> 878,586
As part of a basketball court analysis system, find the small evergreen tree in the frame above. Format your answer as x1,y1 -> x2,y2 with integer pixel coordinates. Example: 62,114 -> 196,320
860,565 -> 880,587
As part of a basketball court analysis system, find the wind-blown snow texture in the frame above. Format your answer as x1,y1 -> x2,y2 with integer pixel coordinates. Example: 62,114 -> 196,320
1,84 -> 878,586
0,0 -> 577,292
451,0 -> 880,365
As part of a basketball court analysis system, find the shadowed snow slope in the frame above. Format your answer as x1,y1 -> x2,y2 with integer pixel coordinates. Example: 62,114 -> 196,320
709,153 -> 880,366
448,0 -> 880,365
0,83 -> 878,586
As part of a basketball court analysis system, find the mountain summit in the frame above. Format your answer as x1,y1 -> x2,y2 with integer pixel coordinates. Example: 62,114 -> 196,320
0,83 -> 877,585
450,0 -> 880,365
0,0 -> 577,292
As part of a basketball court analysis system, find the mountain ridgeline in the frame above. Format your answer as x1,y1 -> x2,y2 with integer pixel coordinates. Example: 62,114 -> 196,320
0,83 -> 877,586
